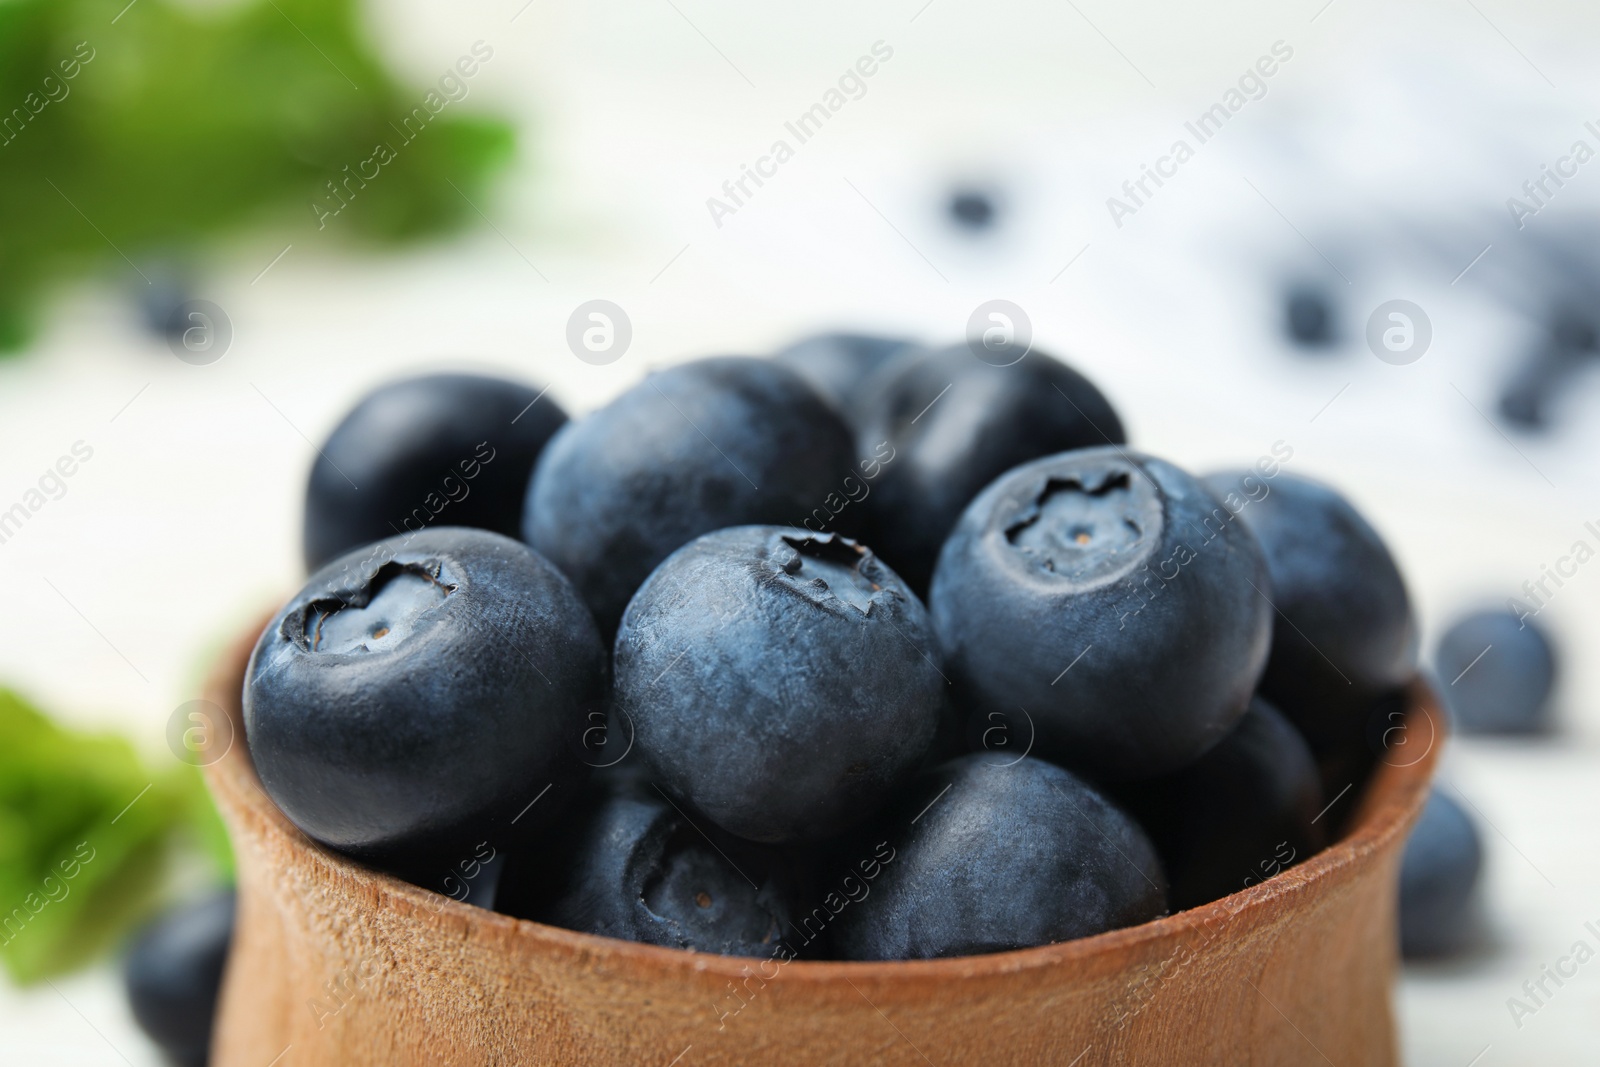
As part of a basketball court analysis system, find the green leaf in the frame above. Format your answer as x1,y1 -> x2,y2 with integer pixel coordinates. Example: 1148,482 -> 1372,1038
0,0 -> 518,350
0,689 -> 219,983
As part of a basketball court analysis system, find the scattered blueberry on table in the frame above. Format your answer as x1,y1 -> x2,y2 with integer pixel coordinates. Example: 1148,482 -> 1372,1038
1434,608 -> 1558,735
947,187 -> 998,231
1399,788 -> 1483,959
136,267 -> 195,346
124,889 -> 236,1067
1283,284 -> 1336,348
1498,310 -> 1599,432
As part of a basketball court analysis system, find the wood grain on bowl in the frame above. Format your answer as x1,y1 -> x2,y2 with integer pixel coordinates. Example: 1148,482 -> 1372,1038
205,617 -> 1440,1067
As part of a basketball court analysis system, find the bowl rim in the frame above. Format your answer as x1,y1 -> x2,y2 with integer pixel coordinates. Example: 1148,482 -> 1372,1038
206,611 -> 1442,984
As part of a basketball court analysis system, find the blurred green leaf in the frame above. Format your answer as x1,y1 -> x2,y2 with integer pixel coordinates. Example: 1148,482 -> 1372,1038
0,689 -> 224,983
0,0 -> 516,349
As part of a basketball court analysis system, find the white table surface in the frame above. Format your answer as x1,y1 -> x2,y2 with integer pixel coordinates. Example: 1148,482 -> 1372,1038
5,1 -> 1600,1063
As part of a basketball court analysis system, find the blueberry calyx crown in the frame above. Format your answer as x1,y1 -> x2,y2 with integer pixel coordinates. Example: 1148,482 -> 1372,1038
771,533 -> 887,615
1002,466 -> 1160,585
296,559 -> 458,655
637,821 -> 785,950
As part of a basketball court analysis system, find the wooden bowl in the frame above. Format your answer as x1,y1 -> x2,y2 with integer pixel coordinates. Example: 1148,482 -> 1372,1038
203,619 -> 1441,1067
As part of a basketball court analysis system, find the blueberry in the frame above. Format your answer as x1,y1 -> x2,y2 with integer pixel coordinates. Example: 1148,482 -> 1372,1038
136,267 -> 194,345
859,345 -> 1125,592
1284,285 -> 1336,347
1435,609 -> 1557,735
407,844 -> 506,909
1551,310 -> 1599,352
832,753 -> 1166,960
1115,698 -> 1325,911
244,527 -> 603,865
1400,788 -> 1483,958
304,373 -> 567,571
1203,472 -> 1417,767
947,188 -> 997,231
496,779 -> 802,958
1499,310 -> 1600,432
524,357 -> 858,637
931,448 -> 1271,780
123,889 -> 235,1067
773,332 -> 921,428
613,527 -> 943,843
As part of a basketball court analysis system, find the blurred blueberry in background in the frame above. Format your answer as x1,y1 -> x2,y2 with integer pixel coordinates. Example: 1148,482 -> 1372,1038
1500,310 -> 1600,432
1284,284 -> 1337,348
946,186 -> 998,232
1435,609 -> 1558,735
773,332 -> 921,428
1400,789 -> 1483,959
124,889 -> 236,1067
134,263 -> 194,347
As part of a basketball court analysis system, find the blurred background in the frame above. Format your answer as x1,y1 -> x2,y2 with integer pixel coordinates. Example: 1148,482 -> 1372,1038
2,0 -> 1599,1063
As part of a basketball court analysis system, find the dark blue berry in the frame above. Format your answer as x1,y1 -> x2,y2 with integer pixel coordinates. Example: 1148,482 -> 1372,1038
496,780 -> 802,958
947,188 -> 997,230
1203,471 -> 1416,777
1116,698 -> 1325,910
1435,609 -> 1557,735
124,889 -> 235,1067
1284,285 -> 1336,347
832,753 -> 1166,959
1499,310 -> 1599,432
304,373 -> 567,571
614,527 -> 944,843
773,332 -> 920,427
932,448 -> 1271,780
244,527 -> 603,866
1400,788 -> 1483,958
859,345 -> 1125,592
524,357 -> 858,637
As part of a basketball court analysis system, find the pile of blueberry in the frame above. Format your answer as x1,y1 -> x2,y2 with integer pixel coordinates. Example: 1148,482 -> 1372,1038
240,335 -> 1423,961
